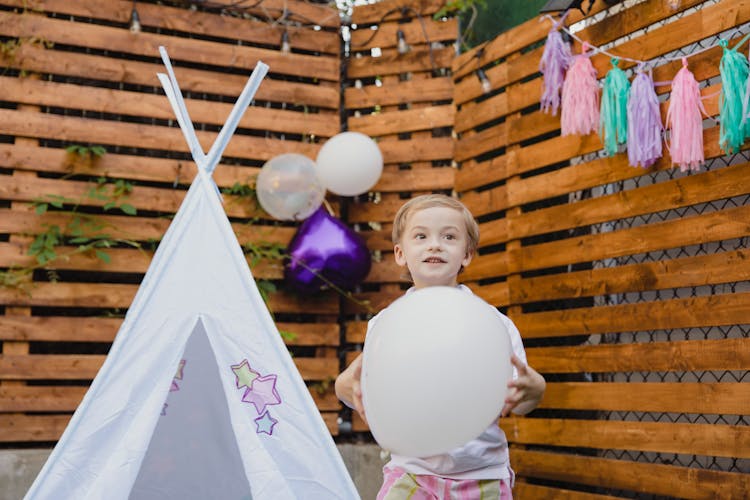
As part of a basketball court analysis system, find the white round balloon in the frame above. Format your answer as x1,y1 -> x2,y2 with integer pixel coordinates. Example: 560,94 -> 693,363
361,286 -> 513,458
256,153 -> 326,221
315,132 -> 383,196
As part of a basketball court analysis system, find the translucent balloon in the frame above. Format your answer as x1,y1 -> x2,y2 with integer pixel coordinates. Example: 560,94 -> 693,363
315,132 -> 383,196
361,286 -> 513,458
256,153 -> 326,221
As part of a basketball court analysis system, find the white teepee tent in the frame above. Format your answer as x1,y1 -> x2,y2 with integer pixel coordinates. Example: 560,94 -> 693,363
24,48 -> 359,500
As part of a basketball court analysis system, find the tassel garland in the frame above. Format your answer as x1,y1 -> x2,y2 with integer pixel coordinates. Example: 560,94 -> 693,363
627,69 -> 663,168
561,42 -> 600,136
600,58 -> 630,156
666,58 -> 707,172
540,26 -> 572,115
719,38 -> 750,154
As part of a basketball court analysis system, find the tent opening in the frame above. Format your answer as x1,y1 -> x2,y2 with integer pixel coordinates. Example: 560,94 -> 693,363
130,318 -> 252,500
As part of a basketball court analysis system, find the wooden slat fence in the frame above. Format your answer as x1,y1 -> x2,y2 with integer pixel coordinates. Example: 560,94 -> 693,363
451,0 -> 750,498
0,0 -> 343,440
2,0 -> 749,497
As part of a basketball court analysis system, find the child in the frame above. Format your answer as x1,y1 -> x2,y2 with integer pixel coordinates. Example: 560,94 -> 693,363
335,194 -> 545,499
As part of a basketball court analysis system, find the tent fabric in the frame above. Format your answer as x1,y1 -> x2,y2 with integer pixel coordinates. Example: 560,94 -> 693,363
24,173 -> 359,499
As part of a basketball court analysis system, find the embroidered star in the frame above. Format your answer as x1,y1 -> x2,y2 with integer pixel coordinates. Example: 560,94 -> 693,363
254,411 -> 278,435
231,359 -> 260,390
241,374 -> 281,414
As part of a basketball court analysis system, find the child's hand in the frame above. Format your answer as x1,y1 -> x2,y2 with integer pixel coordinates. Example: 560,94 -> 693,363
501,355 -> 546,417
335,354 -> 368,425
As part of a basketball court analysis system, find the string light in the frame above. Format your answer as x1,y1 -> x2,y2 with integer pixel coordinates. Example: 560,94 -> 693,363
476,68 -> 492,94
281,30 -> 290,53
396,29 -> 410,55
129,0 -> 141,33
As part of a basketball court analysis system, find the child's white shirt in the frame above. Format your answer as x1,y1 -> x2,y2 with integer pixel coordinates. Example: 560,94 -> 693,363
364,284 -> 527,480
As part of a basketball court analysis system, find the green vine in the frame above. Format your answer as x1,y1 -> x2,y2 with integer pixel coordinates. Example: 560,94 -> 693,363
0,147 -> 142,289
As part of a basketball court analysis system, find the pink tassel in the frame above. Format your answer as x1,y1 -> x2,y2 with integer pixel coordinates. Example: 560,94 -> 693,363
665,58 -> 707,172
561,42 -> 600,136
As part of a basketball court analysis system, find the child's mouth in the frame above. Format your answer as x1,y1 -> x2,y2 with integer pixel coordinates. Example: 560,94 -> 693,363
423,257 -> 445,264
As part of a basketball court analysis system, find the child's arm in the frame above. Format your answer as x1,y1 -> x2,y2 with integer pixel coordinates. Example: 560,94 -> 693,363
335,353 -> 368,424
501,355 -> 546,417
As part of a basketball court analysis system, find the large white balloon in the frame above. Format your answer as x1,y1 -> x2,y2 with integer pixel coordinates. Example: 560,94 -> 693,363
255,153 -> 326,221
315,132 -> 383,196
361,286 -> 513,458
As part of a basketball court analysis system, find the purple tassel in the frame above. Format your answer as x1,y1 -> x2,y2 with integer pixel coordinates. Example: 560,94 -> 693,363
627,69 -> 663,168
540,25 -> 572,115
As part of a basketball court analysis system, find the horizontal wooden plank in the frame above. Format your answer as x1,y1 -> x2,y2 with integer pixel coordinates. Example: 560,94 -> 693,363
343,288 -> 403,316
0,354 -> 339,381
1,76 -> 338,138
461,252 -> 509,282
513,249 -> 750,304
0,384 -> 341,413
505,158 -> 750,243
373,165 -> 454,193
0,10 -> 340,81
0,174 -> 272,220
512,483 -> 623,500
0,208 -> 295,247
0,315 -> 339,346
0,144 -> 261,187
349,104 -> 454,136
159,0 -> 341,28
0,241 -> 284,279
4,43 -> 339,109
345,75 -> 453,109
511,448 -> 750,499
348,194 -> 411,224
0,411 -> 341,440
350,17 -> 457,51
364,257 -> 402,283
0,108 -> 319,163
539,382 -> 750,415
469,280 -> 509,309
515,292 -> 750,338
344,321 -> 367,344
0,0 -> 340,52
472,116 -> 725,213
365,136 -> 454,164
510,204 -> 750,273
501,416 -> 750,459
0,282 -> 339,314
352,0 -> 446,25
347,46 -> 454,79
527,338 -> 750,374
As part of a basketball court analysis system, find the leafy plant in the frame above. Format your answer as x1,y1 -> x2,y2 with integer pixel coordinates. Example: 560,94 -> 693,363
0,175 -> 142,291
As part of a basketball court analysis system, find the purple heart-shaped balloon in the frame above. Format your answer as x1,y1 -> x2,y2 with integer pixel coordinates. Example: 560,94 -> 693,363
285,207 -> 371,294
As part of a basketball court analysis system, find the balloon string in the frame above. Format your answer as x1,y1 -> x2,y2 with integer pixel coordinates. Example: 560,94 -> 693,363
291,256 -> 375,313
322,198 -> 335,216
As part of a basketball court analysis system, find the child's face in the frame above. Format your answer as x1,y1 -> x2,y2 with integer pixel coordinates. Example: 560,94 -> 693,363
394,206 -> 473,289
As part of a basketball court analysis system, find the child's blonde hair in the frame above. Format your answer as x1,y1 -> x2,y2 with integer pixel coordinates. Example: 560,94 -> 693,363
391,194 -> 480,257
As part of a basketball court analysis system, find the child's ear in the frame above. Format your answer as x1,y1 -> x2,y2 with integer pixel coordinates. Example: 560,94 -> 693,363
394,243 -> 407,267
462,249 -> 474,268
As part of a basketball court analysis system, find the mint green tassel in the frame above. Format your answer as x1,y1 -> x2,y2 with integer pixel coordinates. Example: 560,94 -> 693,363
600,58 -> 630,156
719,38 -> 750,155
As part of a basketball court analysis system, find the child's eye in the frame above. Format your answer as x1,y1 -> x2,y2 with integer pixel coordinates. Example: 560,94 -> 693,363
444,234 -> 456,240
414,233 -> 426,239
